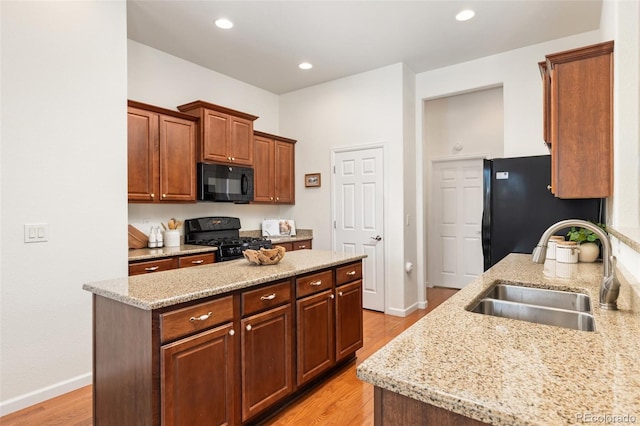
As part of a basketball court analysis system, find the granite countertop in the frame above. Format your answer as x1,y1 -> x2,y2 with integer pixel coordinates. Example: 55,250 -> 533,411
240,228 -> 313,244
357,254 -> 640,425
128,244 -> 217,262
85,250 -> 364,310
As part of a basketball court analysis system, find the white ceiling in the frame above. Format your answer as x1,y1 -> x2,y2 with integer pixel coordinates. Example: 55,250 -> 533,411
127,0 -> 603,95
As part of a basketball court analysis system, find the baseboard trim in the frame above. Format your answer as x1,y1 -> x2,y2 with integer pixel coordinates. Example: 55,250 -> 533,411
0,372 -> 92,416
385,302 -> 419,317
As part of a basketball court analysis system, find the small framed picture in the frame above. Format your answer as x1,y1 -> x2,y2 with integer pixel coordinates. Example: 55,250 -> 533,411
305,173 -> 321,187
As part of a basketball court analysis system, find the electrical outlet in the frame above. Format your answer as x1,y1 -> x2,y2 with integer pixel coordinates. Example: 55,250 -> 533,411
24,223 -> 49,243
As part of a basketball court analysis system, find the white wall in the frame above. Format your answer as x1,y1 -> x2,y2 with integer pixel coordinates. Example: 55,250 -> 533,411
1,1 -> 128,414
127,40 -> 295,235
280,64 -> 413,315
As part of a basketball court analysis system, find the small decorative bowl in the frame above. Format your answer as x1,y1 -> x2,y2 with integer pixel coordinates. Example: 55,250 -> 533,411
243,245 -> 286,265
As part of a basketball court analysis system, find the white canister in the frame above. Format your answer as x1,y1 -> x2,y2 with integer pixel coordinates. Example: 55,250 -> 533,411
546,236 -> 566,260
164,230 -> 181,248
556,241 -> 579,264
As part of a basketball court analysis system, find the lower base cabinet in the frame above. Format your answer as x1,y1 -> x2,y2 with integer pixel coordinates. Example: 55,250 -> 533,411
241,304 -> 293,422
92,260 -> 363,426
161,323 -> 236,426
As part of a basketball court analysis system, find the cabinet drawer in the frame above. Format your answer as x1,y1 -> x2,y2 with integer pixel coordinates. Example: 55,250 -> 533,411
242,280 -> 291,317
178,253 -> 215,268
336,262 -> 362,286
160,296 -> 234,343
129,258 -> 178,276
296,270 -> 333,299
292,240 -> 312,250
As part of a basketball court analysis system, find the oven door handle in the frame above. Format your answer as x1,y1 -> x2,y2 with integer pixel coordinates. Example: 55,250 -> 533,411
241,174 -> 249,195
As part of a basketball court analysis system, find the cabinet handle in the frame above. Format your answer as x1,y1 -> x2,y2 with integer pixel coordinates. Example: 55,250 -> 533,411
339,291 -> 344,297
189,312 -> 212,322
330,294 -> 335,299
246,324 -> 252,331
227,156 -> 231,160
270,197 -> 274,201
144,266 -> 159,272
276,197 -> 279,201
310,280 -> 322,286
229,329 -> 235,336
547,185 -> 552,191
298,245 -> 306,249
260,293 -> 276,301
346,270 -> 356,276
162,193 -> 166,198
150,193 -> 155,199
191,260 -> 204,264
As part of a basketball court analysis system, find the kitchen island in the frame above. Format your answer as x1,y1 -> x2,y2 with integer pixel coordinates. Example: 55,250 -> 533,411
84,250 -> 366,425
357,254 -> 640,425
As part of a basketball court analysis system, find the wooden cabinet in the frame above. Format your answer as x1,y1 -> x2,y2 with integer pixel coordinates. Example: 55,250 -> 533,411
276,239 -> 312,252
92,260 -> 363,426
295,264 -> 363,387
129,252 -> 215,276
240,280 -> 293,422
253,131 -> 296,204
177,100 -> 258,166
539,41 -> 614,199
128,100 -> 197,203
160,297 -> 235,426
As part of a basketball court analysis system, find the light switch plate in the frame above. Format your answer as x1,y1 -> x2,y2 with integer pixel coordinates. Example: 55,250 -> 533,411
24,223 -> 49,243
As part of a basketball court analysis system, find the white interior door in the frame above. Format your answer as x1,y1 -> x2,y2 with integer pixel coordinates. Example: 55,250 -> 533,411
429,158 -> 483,288
333,147 -> 385,311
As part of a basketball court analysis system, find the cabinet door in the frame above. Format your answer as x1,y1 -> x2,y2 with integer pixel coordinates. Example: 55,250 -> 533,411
161,323 -> 236,426
159,114 -> 197,202
335,280 -> 363,361
202,109 -> 230,163
229,116 -> 254,166
127,107 -> 159,202
296,289 -> 335,386
274,141 -> 295,204
253,135 -> 275,202
241,304 -> 293,422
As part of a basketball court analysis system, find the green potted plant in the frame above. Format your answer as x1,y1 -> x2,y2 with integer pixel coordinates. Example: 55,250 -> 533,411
566,223 -> 606,262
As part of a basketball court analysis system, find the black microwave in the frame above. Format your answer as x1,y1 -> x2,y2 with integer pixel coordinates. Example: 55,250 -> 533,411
197,163 -> 254,203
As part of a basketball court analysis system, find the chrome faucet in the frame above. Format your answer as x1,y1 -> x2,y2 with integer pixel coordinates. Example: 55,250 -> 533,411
532,219 -> 619,310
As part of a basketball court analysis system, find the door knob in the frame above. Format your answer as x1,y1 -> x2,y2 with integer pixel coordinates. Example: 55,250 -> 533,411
370,235 -> 382,241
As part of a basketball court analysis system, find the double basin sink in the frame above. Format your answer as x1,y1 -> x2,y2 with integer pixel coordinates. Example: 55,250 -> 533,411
467,281 -> 596,331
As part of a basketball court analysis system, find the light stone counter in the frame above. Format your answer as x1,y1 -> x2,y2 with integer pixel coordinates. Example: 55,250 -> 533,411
84,250 -> 364,310
128,244 -> 217,262
357,254 -> 640,425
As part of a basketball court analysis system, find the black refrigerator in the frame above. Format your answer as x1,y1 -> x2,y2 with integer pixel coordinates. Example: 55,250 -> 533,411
482,155 -> 604,270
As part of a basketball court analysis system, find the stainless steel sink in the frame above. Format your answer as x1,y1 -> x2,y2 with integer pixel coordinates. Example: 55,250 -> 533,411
483,283 -> 592,312
470,299 -> 596,331
467,282 -> 596,332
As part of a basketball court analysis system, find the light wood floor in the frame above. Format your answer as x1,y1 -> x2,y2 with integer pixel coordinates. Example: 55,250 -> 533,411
0,287 -> 458,426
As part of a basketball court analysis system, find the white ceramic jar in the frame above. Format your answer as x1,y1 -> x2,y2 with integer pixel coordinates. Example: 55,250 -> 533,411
546,235 -> 566,260
556,241 -> 579,263
164,230 -> 181,247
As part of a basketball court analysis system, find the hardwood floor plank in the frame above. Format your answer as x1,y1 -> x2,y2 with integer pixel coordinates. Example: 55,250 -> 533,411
0,287 -> 457,426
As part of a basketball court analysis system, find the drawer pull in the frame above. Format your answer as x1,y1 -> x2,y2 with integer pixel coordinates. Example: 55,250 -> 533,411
229,329 -> 235,336
298,245 -> 306,248
191,259 -> 204,264
189,312 -> 212,322
310,280 -> 322,286
260,293 -> 276,301
338,291 -> 344,297
346,271 -> 356,276
246,324 -> 252,331
144,266 -> 159,272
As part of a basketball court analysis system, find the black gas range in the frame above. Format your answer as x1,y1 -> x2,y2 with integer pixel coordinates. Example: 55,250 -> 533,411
184,217 -> 272,262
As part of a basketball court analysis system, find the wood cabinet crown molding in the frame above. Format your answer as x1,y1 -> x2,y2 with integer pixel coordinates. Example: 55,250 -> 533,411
253,130 -> 297,144
128,100 -> 198,122
177,100 -> 258,122
545,40 -> 614,69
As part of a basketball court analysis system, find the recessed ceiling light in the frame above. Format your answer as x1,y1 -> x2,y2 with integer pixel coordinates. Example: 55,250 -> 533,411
455,9 -> 475,21
215,18 -> 234,29
299,62 -> 313,70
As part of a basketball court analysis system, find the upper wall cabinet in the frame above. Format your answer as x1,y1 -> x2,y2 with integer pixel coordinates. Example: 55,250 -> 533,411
253,131 -> 296,204
178,100 -> 258,166
128,100 -> 197,203
539,41 -> 614,199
